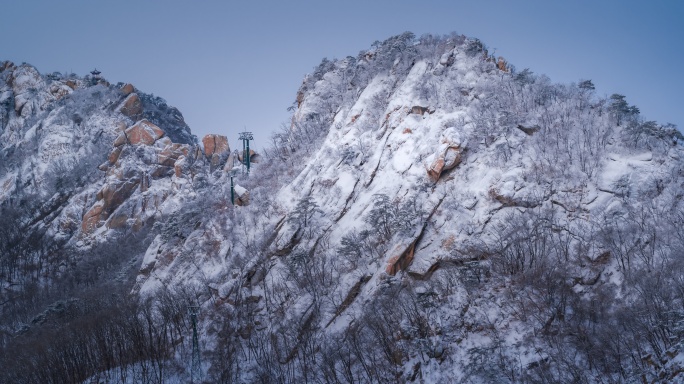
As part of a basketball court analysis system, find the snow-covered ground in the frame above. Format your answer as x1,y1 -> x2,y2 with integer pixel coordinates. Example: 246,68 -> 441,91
2,32 -> 684,382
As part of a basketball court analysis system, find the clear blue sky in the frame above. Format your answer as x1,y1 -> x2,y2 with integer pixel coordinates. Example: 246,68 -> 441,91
2,0 -> 682,151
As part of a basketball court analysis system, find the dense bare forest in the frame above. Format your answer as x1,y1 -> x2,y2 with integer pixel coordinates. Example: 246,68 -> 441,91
1,33 -> 684,383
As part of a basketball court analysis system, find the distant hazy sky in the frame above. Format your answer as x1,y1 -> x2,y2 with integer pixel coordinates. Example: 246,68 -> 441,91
2,0 -> 682,151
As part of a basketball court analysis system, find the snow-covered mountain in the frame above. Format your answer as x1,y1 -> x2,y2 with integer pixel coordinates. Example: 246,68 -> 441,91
0,60 -> 240,382
3,32 -> 684,383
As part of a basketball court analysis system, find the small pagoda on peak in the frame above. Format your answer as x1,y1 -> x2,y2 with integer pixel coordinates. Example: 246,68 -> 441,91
88,68 -> 109,86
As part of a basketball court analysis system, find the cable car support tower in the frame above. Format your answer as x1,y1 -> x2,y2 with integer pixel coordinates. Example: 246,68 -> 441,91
239,131 -> 253,174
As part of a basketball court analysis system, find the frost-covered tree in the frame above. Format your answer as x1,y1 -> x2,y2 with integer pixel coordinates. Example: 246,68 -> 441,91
288,195 -> 322,228
578,79 -> 595,90
609,93 -> 639,126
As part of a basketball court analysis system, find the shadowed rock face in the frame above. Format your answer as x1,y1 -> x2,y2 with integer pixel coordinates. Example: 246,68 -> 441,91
138,92 -> 196,145
0,62 -> 210,243
121,83 -> 134,96
118,93 -> 143,121
81,178 -> 140,234
0,60 -> 260,382
81,202 -> 104,233
113,82 -> 197,146
80,119 -> 199,235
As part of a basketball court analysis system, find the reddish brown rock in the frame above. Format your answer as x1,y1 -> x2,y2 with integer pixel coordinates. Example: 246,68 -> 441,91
385,239 -> 419,276
99,179 -> 141,215
427,157 -> 446,182
125,119 -> 164,146
426,146 -> 463,182
82,170 -> 152,233
497,57 -> 509,72
428,146 -> 463,181
108,147 -> 123,164
83,177 -> 142,233
113,133 -> 127,147
82,202 -> 104,233
203,134 -> 232,171
202,134 -> 230,158
178,144 -> 190,157
426,128 -> 464,182
65,80 -> 78,90
118,93 -> 143,120
202,135 -> 216,156
121,83 -> 135,96
106,211 -> 129,230
174,156 -> 187,177
158,143 -> 190,166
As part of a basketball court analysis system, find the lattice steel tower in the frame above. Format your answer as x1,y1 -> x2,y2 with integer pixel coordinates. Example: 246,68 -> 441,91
239,131 -> 253,174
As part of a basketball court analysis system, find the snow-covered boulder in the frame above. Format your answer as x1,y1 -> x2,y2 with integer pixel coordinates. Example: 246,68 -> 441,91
426,127 -> 465,181
124,119 -> 164,145
117,92 -> 143,120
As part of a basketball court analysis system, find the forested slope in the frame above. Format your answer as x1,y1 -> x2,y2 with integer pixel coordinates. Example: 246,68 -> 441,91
2,32 -> 684,383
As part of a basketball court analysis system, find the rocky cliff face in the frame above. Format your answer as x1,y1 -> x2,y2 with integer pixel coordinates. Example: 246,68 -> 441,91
3,32 -> 684,383
129,34 -> 684,383
0,62 -> 220,246
0,62 -> 243,383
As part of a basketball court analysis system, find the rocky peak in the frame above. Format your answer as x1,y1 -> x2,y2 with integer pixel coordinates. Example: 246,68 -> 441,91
0,60 -> 212,243
3,32 -> 684,384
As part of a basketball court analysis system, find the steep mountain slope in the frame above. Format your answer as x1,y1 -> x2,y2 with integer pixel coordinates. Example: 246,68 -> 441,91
3,32 -> 684,383
0,61 -> 238,383
131,33 -> 684,383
